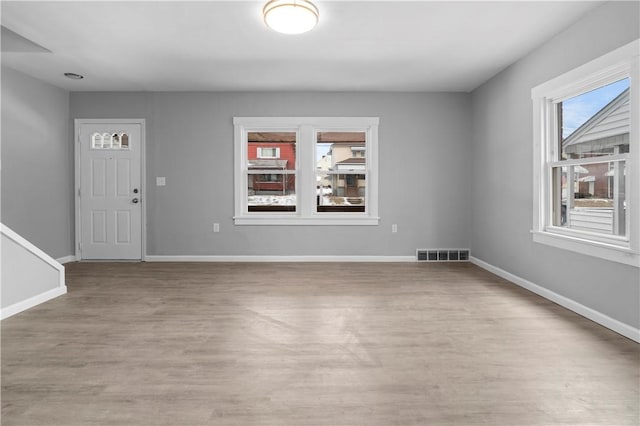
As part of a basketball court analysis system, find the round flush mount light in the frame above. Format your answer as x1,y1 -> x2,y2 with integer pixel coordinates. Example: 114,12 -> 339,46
263,0 -> 319,35
64,72 -> 84,80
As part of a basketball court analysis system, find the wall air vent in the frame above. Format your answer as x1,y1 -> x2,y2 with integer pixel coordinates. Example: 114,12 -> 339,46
416,249 -> 470,262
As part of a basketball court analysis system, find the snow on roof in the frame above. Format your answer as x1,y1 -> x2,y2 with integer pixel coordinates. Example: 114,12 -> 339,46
247,159 -> 288,168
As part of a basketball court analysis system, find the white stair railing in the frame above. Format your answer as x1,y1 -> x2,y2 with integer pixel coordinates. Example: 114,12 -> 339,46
1,223 -> 67,320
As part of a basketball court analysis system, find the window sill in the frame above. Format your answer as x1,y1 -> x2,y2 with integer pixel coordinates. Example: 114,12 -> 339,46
531,230 -> 639,267
234,216 -> 380,226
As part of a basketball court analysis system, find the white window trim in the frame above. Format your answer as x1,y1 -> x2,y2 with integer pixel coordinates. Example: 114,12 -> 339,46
257,147 -> 280,159
531,39 -> 639,267
233,117 -> 380,226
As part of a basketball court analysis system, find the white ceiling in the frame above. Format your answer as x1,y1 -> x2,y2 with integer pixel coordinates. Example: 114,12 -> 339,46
1,0 -> 604,92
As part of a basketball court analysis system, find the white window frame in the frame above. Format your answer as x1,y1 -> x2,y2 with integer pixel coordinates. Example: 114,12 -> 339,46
531,39 -> 639,267
257,147 -> 280,159
234,117 -> 380,226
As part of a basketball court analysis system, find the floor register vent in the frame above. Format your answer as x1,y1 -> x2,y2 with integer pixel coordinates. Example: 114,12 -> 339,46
416,249 -> 470,262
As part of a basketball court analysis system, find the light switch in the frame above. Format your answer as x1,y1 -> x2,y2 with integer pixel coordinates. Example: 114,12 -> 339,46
156,177 -> 166,186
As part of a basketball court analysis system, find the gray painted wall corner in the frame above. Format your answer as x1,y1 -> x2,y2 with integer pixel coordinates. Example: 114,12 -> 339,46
469,1 -> 640,328
1,66 -> 73,259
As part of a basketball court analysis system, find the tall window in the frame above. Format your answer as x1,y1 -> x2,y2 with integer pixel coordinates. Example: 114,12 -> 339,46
554,79 -> 629,235
247,132 -> 297,212
531,40 -> 639,267
316,131 -> 367,213
234,117 -> 379,225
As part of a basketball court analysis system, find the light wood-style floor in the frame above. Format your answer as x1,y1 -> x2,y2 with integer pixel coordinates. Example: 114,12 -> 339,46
2,262 -> 638,425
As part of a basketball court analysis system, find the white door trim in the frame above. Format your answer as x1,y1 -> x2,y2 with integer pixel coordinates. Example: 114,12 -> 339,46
74,119 -> 147,261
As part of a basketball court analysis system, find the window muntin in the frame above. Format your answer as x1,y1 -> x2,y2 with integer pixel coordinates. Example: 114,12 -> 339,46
234,117 -> 379,225
91,132 -> 130,150
531,39 -> 639,267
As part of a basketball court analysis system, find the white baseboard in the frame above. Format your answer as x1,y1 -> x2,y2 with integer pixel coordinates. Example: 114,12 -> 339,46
470,256 -> 640,343
1,285 -> 67,320
145,255 -> 416,263
56,255 -> 77,264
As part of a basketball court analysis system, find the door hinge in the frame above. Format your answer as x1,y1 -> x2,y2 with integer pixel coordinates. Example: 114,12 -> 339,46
78,242 -> 82,252
78,188 -> 81,197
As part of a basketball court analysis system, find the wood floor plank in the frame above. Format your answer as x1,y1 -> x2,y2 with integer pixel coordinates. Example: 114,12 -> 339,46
2,262 -> 638,425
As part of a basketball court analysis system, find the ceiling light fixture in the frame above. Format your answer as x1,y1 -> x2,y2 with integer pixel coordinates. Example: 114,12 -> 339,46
263,0 -> 319,35
64,72 -> 84,80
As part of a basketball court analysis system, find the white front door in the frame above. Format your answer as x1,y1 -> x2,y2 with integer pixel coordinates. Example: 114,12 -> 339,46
77,122 -> 143,260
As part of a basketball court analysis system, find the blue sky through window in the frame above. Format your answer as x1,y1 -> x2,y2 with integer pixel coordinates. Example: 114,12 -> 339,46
562,78 -> 630,139
317,142 -> 331,162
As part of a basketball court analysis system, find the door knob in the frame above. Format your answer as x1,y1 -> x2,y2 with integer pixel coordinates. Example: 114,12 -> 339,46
133,188 -> 139,194
132,198 -> 139,204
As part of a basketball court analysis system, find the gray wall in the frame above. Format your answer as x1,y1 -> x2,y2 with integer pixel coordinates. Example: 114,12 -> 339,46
70,92 -> 472,256
1,66 -> 73,259
1,233 -> 61,309
6,1 -> 637,332
469,1 -> 640,328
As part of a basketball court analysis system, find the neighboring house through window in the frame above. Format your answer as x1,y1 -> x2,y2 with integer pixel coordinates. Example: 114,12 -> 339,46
531,39 -> 639,267
234,117 -> 379,225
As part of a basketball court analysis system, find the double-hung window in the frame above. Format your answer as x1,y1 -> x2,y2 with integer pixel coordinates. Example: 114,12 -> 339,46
531,40 -> 639,267
234,117 -> 379,225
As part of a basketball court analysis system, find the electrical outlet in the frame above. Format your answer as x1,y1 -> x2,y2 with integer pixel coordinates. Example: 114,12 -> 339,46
213,223 -> 220,233
392,224 -> 398,233
156,177 -> 166,186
